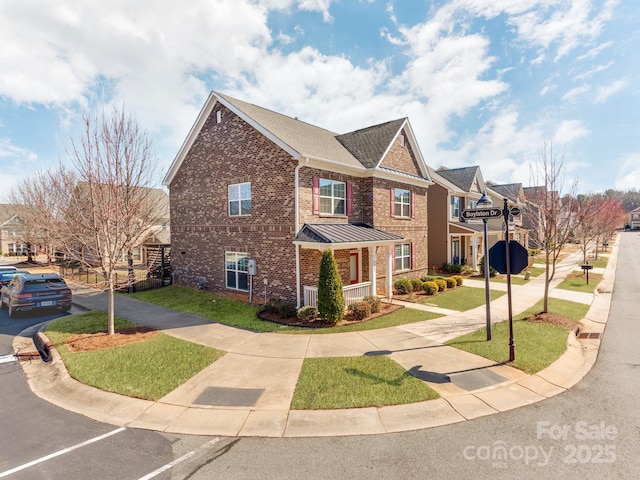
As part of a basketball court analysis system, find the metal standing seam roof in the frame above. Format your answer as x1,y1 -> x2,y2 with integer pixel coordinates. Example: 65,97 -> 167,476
294,223 -> 404,245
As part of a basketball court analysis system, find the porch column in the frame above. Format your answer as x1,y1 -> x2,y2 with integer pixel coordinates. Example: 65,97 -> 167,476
369,246 -> 377,296
472,235 -> 479,271
386,245 -> 393,299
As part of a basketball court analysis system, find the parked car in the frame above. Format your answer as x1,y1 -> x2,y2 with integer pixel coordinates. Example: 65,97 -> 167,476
0,270 -> 29,288
0,266 -> 18,273
0,273 -> 72,318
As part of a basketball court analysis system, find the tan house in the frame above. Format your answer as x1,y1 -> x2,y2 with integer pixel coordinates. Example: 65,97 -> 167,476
427,166 -> 501,270
488,183 -> 530,248
628,206 -> 640,230
163,92 -> 433,307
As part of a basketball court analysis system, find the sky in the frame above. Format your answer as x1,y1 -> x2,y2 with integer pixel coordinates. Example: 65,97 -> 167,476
0,0 -> 638,201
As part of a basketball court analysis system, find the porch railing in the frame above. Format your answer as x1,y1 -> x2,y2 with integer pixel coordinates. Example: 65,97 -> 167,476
303,281 -> 372,308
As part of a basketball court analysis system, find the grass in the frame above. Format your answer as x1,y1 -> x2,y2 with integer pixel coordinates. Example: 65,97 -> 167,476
45,311 -> 225,400
446,298 -> 589,374
557,272 -> 603,293
291,356 -> 440,409
129,286 -> 443,334
526,266 -> 546,277
418,286 -> 505,310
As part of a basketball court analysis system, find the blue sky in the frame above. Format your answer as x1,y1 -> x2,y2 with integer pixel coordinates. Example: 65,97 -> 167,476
0,0 -> 638,200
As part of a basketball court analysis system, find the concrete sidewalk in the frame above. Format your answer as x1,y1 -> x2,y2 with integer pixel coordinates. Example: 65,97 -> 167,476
13,243 -> 616,437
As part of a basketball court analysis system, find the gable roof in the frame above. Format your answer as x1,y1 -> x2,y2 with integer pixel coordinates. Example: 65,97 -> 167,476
163,92 -> 431,186
489,183 -> 524,203
335,118 -> 406,168
429,166 -> 485,195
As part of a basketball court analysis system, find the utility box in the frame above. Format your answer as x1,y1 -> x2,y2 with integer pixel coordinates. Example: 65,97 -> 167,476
247,259 -> 257,276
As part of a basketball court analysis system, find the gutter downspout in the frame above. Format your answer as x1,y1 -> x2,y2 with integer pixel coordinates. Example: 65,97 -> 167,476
294,157 -> 308,308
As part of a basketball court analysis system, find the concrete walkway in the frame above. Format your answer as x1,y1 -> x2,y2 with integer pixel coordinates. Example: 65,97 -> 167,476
13,243 -> 616,437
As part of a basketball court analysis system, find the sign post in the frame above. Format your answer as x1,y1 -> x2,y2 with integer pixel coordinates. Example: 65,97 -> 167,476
463,197 -> 502,341
503,198 -> 515,363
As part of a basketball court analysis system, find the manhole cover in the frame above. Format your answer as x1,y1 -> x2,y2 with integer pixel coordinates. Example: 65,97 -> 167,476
194,387 -> 264,407
450,369 -> 508,391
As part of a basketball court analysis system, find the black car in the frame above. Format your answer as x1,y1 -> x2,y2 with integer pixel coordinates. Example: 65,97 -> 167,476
1,273 -> 72,317
0,270 -> 30,288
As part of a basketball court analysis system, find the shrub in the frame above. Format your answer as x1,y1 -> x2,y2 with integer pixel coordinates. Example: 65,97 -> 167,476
410,278 -> 424,292
264,298 -> 297,318
434,278 -> 447,292
363,295 -> 382,313
479,260 -> 498,277
297,306 -> 319,322
394,279 -> 413,295
441,262 -> 462,274
317,250 -> 345,324
422,281 -> 438,295
460,265 -> 476,275
452,275 -> 464,286
445,277 -> 457,289
421,275 -> 436,283
348,301 -> 371,321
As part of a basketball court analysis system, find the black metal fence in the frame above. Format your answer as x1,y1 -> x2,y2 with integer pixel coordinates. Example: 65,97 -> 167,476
58,265 -> 172,293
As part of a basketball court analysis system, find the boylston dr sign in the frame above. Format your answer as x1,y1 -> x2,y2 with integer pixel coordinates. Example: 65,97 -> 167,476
461,207 -> 503,219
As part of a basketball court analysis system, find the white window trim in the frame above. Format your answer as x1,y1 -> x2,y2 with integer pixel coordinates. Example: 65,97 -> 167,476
319,178 -> 346,216
228,182 -> 251,217
225,251 -> 249,291
394,188 -> 411,218
451,196 -> 461,219
394,243 -> 412,271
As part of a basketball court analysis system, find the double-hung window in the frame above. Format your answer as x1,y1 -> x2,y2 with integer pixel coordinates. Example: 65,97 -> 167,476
451,196 -> 461,219
228,182 -> 251,216
225,252 -> 248,291
319,179 -> 345,215
394,243 -> 412,271
394,189 -> 411,218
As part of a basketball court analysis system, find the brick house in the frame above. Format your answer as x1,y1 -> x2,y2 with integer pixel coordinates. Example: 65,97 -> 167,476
163,92 -> 433,307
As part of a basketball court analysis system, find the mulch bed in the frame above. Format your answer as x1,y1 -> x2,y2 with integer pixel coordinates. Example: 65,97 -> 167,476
64,327 -> 159,352
524,312 -> 577,328
258,302 -> 403,329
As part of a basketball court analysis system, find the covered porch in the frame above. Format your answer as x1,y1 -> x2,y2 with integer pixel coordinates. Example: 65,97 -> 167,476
294,223 -> 404,308
449,221 -> 502,270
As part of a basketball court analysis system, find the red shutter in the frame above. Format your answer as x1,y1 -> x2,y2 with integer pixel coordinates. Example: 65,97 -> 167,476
411,242 -> 416,270
346,182 -> 353,216
390,188 -> 395,217
312,177 -> 319,215
411,191 -> 416,218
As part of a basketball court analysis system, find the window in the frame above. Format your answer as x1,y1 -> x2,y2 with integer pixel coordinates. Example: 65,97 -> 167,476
319,179 -> 345,215
469,199 -> 478,209
394,189 -> 411,218
216,110 -> 222,123
228,182 -> 251,216
225,252 -> 248,291
451,196 -> 461,219
394,243 -> 412,271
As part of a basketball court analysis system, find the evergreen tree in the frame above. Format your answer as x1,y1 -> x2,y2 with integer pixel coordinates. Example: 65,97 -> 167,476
317,250 -> 345,324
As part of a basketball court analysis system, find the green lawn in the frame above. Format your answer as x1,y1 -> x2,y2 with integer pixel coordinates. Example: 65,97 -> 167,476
418,286 -> 505,310
45,311 -> 225,400
291,356 -> 440,409
557,272 -> 602,293
446,298 -> 589,374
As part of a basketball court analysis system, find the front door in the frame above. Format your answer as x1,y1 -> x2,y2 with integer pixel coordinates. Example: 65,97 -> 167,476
452,238 -> 461,264
349,252 -> 359,284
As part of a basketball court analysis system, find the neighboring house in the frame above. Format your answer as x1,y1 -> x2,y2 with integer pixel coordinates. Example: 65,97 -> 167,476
487,183 -> 530,249
66,183 -> 170,266
0,204 -> 47,257
163,92 -> 433,307
628,206 -> 640,230
427,166 -> 501,270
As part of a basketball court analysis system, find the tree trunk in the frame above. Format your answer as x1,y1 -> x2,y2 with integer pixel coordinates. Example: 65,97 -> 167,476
108,274 -> 115,335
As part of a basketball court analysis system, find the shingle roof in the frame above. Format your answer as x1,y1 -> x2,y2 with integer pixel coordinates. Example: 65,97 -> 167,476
295,223 -> 404,244
335,118 -> 406,168
490,183 -> 523,202
216,92 -> 362,168
434,166 -> 480,192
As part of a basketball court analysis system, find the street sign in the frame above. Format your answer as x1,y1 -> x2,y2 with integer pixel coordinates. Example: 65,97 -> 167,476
510,206 -> 522,217
461,208 -> 503,220
489,240 -> 529,274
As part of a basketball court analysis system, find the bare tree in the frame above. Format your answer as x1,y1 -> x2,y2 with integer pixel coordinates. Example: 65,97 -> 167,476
525,141 -> 578,313
44,106 -> 163,335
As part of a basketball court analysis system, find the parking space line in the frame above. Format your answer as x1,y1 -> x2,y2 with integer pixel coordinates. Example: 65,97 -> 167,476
0,427 -> 126,478
0,354 -> 16,364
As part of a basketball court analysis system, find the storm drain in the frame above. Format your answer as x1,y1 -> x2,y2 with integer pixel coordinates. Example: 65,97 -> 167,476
577,332 -> 602,339
194,387 -> 264,407
450,369 -> 508,391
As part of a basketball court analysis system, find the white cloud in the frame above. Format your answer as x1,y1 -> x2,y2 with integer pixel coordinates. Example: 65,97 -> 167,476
594,77 -> 628,103
615,153 -> 640,190
554,119 -> 590,143
562,85 -> 590,103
